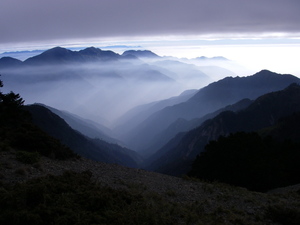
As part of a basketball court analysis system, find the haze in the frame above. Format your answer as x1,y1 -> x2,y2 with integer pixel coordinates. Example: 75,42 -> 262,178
0,0 -> 300,125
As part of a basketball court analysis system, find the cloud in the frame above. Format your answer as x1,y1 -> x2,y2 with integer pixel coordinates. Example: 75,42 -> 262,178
0,0 -> 299,45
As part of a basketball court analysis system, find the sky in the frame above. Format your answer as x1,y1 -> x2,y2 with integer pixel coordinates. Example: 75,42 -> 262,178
0,0 -> 300,75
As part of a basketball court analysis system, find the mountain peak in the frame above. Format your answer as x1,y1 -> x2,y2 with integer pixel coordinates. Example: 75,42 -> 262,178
43,46 -> 72,55
0,56 -> 22,68
254,69 -> 275,76
24,47 -> 80,65
194,56 -> 228,61
79,47 -> 102,55
23,46 -> 121,65
79,47 -> 120,60
122,50 -> 159,58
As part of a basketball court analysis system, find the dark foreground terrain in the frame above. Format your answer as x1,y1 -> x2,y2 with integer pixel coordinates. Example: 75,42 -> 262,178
1,149 -> 299,225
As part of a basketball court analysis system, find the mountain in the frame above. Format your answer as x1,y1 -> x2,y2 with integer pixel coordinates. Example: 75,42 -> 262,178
78,47 -> 120,61
0,47 -> 181,123
35,103 -> 119,144
143,98 -> 253,158
0,56 -> 22,69
118,63 -> 175,82
119,70 -> 300,155
114,89 -> 198,137
0,84 -> 76,160
260,111 -> 300,142
24,47 -> 85,65
149,83 -> 300,176
2,75 -> 300,224
24,46 -> 121,65
189,111 -> 300,192
2,145 -> 299,225
0,49 -> 44,61
122,50 -> 160,58
194,56 -> 229,61
149,59 -> 213,85
189,130 -> 300,192
25,104 -> 142,168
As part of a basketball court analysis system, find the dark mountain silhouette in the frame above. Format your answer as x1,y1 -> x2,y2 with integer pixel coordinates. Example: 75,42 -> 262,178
25,104 -> 142,168
2,76 -> 300,225
24,47 -> 84,65
189,111 -> 300,192
114,89 -> 198,137
23,46 -> 121,66
1,47 -> 176,83
1,47 -> 196,124
0,79 -> 76,160
143,98 -> 253,158
0,49 -> 44,61
0,57 -> 22,69
78,47 -> 120,61
119,70 -> 300,155
189,131 -> 300,192
148,83 -> 300,176
35,103 -> 120,144
122,50 -> 159,58
260,111 -> 300,142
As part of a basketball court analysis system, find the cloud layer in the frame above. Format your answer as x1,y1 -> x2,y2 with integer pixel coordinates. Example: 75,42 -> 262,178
1,0 -> 299,44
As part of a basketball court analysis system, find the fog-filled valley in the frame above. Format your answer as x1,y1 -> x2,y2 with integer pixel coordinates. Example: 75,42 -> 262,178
1,46 -> 300,188
0,47 -> 239,127
2,0 -> 300,223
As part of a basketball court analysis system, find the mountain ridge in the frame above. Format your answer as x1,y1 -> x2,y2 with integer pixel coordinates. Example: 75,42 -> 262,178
25,104 -> 142,168
119,70 -> 300,155
149,83 -> 300,176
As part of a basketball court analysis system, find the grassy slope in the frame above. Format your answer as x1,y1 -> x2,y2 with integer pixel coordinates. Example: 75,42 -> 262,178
1,149 -> 299,225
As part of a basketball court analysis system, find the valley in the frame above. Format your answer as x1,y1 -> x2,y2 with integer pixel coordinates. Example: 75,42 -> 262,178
1,47 -> 300,224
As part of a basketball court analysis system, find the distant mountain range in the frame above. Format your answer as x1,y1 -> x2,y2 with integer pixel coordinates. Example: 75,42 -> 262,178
122,50 -> 160,58
147,83 -> 300,176
3,46 -> 300,181
0,46 -> 235,124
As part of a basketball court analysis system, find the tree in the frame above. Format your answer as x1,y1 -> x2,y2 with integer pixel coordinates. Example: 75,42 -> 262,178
0,77 -> 26,126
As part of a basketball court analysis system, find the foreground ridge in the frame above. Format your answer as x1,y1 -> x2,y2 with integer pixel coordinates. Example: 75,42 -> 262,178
1,150 -> 299,225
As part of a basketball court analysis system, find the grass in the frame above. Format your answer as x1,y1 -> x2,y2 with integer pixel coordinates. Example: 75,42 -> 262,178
16,151 -> 40,164
0,167 -> 299,224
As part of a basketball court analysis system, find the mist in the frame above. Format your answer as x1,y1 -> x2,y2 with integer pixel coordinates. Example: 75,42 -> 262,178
2,47 -> 299,168
0,51 -> 234,127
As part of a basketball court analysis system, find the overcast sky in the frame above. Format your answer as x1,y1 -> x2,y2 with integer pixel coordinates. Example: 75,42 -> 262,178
0,0 -> 300,75
1,0 -> 299,44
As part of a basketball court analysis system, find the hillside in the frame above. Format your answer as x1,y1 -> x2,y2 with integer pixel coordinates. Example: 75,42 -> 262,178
189,131 -> 300,192
25,104 -> 142,168
148,83 -> 300,176
1,77 -> 300,224
1,150 -> 300,225
119,70 -> 300,155
35,103 -> 119,144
